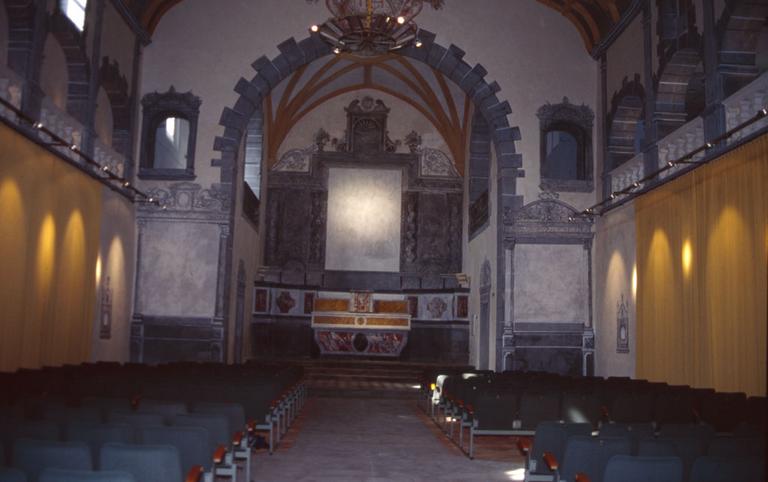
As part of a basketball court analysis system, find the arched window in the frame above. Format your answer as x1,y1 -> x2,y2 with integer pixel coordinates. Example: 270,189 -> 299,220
139,87 -> 201,179
537,97 -> 594,192
61,0 -> 87,31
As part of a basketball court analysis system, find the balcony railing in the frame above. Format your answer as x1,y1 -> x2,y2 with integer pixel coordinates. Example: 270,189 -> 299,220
609,71 -> 768,194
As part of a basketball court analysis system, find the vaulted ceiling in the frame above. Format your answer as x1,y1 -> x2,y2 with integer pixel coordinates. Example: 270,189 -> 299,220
265,53 -> 472,172
129,0 -> 634,52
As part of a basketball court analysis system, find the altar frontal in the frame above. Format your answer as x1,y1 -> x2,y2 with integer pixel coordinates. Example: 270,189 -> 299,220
311,291 -> 411,356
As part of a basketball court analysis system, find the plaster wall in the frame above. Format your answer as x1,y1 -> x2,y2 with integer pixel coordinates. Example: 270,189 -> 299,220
513,244 -> 589,324
138,0 -> 597,366
100,1 -> 135,92
463,149 -> 498,369
593,201 -> 637,378
140,0 -> 596,205
325,167 -> 402,273
90,186 -> 136,362
94,86 -> 113,145
606,14 -> 644,104
138,0 -> 327,192
417,1 -> 597,207
136,220 -> 220,317
40,35 -> 68,111
229,142 -> 261,362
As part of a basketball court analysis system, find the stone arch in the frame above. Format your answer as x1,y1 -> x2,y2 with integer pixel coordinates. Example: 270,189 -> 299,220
717,0 -> 768,96
607,74 -> 645,169
212,33 -> 522,351
468,110 -> 492,237
99,56 -> 132,156
654,48 -> 704,137
48,8 -> 90,124
213,34 -> 520,187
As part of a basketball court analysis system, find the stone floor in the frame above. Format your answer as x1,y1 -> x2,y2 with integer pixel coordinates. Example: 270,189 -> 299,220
251,398 -> 524,482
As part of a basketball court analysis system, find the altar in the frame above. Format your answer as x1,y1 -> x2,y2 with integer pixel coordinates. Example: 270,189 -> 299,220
311,291 -> 411,356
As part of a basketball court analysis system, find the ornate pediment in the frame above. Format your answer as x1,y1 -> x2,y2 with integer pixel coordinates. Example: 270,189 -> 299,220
331,96 -> 399,154
537,96 -> 594,130
139,181 -> 229,218
504,197 -> 593,242
141,85 -> 201,113
513,199 -> 576,224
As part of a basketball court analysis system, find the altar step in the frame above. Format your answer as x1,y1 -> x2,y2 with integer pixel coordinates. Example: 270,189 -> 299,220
293,359 -> 450,399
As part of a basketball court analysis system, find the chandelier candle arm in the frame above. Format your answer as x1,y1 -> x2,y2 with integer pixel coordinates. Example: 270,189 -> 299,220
309,0 -> 443,55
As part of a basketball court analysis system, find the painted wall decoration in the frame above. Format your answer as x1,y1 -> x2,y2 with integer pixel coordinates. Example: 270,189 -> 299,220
314,330 -> 407,356
304,292 -> 315,314
273,146 -> 315,172
420,148 -> 460,178
617,293 -> 630,353
351,291 -> 374,313
324,167 -> 403,272
456,295 -> 469,318
276,291 -> 296,314
408,296 -> 419,318
254,288 -> 269,313
99,276 -> 113,340
427,297 -> 448,319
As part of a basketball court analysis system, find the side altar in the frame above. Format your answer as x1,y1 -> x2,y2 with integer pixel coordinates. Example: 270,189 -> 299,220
311,291 -> 411,356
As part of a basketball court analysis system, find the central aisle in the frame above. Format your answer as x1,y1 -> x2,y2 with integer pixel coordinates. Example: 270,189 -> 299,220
252,398 -> 522,481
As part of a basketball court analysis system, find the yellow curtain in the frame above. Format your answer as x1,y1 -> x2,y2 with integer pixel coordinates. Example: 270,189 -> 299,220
636,134 -> 768,396
0,123 -> 102,372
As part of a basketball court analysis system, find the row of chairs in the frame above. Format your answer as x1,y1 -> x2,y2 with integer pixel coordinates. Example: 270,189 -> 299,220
419,369 -> 765,459
518,421 -> 765,482
1,361 -> 305,453
568,454 -> 758,482
0,361 -> 307,482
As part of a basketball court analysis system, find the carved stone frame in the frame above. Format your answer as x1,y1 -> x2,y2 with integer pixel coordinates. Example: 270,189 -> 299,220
139,86 -> 201,180
501,195 -> 595,374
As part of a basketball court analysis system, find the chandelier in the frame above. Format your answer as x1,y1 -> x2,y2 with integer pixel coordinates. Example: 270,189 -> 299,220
309,0 -> 444,56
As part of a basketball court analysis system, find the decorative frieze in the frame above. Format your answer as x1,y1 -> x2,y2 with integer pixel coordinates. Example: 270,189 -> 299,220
139,182 -> 230,222
608,72 -> 768,195
504,195 -> 593,242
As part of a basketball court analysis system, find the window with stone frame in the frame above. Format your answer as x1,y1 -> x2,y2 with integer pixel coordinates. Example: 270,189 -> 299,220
537,97 -> 594,192
139,87 -> 201,180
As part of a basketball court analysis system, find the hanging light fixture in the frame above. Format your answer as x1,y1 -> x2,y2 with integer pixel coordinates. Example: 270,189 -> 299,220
309,0 -> 443,56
